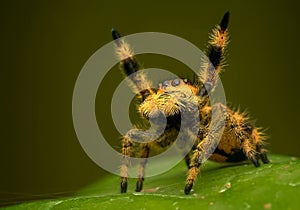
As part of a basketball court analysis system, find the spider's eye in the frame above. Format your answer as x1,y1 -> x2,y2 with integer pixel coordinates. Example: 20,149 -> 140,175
162,80 -> 170,88
172,79 -> 181,86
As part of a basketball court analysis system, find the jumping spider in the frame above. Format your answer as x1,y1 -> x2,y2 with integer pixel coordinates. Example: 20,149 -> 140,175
111,12 -> 270,195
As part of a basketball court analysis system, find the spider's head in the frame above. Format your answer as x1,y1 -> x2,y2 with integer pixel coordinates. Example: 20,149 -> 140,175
139,79 -> 200,118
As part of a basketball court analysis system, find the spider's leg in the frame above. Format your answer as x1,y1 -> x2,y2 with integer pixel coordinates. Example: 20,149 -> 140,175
136,144 -> 150,192
174,135 -> 194,170
178,132 -> 199,170
120,134 -> 134,193
112,29 -> 153,100
198,12 -> 229,97
185,104 -> 226,194
184,154 -> 191,169
121,128 -> 160,193
256,143 -> 270,164
246,122 -> 270,164
225,108 -> 270,167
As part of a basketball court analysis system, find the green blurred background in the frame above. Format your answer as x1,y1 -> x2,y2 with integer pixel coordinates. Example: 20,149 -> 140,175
1,0 -> 300,206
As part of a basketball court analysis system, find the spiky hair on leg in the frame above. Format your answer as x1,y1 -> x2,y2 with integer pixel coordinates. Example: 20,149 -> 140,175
112,29 -> 153,100
198,12 -> 230,97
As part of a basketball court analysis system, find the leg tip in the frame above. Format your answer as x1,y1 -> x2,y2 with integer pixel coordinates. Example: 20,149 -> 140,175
253,159 -> 261,167
261,153 -> 270,164
120,181 -> 127,193
250,156 -> 261,167
184,183 -> 193,195
135,179 -> 143,192
111,28 -> 122,47
220,11 -> 230,31
112,28 -> 121,40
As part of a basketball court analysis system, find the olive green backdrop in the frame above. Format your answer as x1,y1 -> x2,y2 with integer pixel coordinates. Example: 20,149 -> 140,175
1,0 -> 300,206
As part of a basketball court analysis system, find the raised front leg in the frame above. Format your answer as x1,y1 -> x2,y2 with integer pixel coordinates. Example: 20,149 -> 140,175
112,29 -> 153,100
198,12 -> 230,97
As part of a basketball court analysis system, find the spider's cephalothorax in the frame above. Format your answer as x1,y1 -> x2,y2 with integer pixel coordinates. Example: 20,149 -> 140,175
112,12 -> 270,195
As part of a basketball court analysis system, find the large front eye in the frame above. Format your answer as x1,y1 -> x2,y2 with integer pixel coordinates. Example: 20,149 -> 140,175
162,80 -> 170,88
172,79 -> 180,86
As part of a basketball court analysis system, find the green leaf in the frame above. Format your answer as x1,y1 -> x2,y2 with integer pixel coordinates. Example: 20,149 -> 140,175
3,155 -> 300,210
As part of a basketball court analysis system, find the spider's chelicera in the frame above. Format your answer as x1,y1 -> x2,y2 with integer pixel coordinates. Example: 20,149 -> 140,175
111,12 -> 270,195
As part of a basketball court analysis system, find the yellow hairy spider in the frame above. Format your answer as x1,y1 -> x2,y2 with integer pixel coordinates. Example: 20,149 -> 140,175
111,12 -> 270,195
